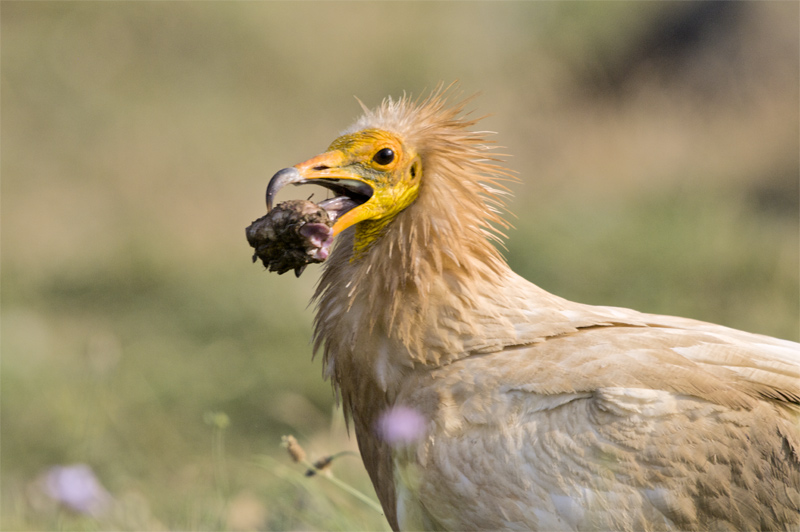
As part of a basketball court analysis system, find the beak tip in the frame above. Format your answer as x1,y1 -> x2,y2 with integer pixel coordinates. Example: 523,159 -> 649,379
266,167 -> 303,212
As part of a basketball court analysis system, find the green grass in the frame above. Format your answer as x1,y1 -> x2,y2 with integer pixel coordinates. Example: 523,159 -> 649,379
2,2 -> 797,530
507,186 -> 799,341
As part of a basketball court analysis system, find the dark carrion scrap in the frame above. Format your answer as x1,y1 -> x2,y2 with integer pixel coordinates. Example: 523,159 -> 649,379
246,199 -> 334,277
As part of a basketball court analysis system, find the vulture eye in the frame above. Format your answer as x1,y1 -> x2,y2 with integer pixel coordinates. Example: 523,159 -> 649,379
372,148 -> 395,166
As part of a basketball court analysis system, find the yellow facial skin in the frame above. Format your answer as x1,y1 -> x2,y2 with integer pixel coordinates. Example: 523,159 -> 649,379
293,129 -> 422,254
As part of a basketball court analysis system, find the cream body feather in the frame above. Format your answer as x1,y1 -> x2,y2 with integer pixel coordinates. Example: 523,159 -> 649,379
307,91 -> 800,531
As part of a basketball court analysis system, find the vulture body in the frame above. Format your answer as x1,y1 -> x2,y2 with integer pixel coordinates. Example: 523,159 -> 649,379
265,90 -> 800,531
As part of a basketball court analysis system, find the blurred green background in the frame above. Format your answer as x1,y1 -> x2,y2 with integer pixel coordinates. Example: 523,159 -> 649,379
2,2 -> 797,530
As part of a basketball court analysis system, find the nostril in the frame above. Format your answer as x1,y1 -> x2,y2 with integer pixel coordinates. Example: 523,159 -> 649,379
312,165 -> 328,171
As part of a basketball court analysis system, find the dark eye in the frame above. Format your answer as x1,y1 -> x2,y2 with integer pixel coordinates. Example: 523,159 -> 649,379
372,148 -> 395,165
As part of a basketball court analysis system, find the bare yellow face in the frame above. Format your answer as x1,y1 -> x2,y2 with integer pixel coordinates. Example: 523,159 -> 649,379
286,129 -> 422,252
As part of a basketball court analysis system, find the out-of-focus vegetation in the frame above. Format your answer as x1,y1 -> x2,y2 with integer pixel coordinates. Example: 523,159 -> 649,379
2,2 -> 797,530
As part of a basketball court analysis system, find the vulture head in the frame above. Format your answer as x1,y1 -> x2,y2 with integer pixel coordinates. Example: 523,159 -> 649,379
265,87 -> 513,274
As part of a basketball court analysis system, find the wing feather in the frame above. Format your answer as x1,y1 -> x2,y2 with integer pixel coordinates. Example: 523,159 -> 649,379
393,323 -> 800,530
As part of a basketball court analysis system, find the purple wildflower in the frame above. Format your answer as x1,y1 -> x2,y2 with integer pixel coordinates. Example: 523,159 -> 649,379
43,464 -> 112,516
377,406 -> 427,446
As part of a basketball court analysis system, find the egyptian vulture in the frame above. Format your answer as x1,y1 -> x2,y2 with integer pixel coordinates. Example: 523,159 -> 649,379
257,89 -> 800,531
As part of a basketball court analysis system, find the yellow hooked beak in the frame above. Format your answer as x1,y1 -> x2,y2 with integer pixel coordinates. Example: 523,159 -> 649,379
265,129 -> 421,240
